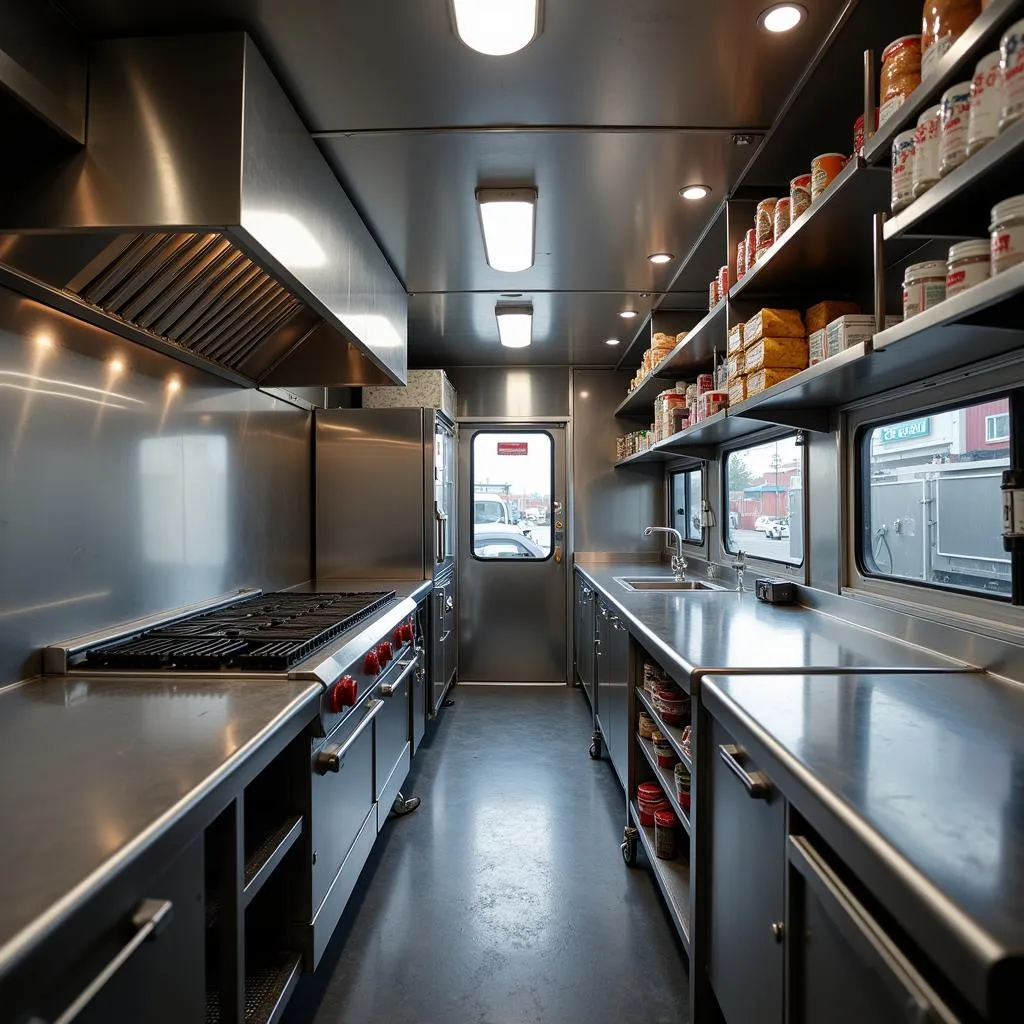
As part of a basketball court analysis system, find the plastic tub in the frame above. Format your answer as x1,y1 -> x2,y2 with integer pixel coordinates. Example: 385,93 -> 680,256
990,195 -> 1024,274
903,260 -> 948,318
946,239 -> 991,298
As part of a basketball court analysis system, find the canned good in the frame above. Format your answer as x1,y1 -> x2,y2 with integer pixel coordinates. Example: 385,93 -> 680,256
880,35 -> 922,125
638,711 -> 656,739
912,105 -> 942,198
704,390 -> 730,418
774,197 -> 792,239
939,81 -> 972,176
638,781 -> 668,826
854,108 -> 879,154
967,52 -> 1003,156
736,239 -> 747,281
810,154 -> 846,202
903,259 -> 948,319
674,761 -> 691,800
696,373 -> 715,393
755,198 -> 778,251
999,19 -> 1024,132
709,278 -> 720,309
891,129 -> 917,213
946,239 -> 991,298
790,174 -> 812,220
990,194 -> 1024,274
718,264 -> 730,298
653,809 -> 678,860
745,227 -> 757,271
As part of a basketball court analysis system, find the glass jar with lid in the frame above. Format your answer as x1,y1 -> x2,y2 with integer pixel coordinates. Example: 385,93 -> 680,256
945,239 -> 990,298
880,36 -> 922,125
922,0 -> 981,81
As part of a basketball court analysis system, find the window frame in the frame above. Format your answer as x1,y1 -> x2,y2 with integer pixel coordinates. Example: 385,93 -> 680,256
854,395 -> 1012,603
668,465 -> 706,547
721,430 -> 806,569
469,429 -> 555,563
986,412 -> 1010,444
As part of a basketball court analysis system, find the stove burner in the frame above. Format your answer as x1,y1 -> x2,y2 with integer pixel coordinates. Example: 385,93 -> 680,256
86,591 -> 397,671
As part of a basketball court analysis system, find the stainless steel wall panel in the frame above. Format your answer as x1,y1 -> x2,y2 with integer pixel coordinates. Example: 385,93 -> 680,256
446,367 -> 570,418
0,287 -> 310,685
807,424 -> 841,593
571,369 -> 664,556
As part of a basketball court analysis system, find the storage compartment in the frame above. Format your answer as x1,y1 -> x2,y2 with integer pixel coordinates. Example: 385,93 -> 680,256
574,574 -> 596,703
374,650 -> 414,820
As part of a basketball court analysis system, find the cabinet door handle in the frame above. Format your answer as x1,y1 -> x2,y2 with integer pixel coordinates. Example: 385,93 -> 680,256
788,836 -> 959,1024
315,699 -> 385,774
381,656 -> 418,697
718,744 -> 773,799
35,898 -> 173,1024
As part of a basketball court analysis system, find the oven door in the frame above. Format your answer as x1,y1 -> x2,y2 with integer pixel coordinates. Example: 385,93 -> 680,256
375,647 -> 419,827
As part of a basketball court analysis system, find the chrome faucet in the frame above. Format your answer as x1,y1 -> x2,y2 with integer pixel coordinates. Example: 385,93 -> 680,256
644,526 -> 688,580
732,550 -> 746,591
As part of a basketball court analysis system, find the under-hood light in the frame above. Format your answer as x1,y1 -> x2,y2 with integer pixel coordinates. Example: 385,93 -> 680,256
476,188 -> 538,272
453,0 -> 541,56
496,304 -> 533,348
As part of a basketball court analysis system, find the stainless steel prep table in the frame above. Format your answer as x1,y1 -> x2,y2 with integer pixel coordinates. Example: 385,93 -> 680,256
575,562 -> 970,682
702,671 -> 1024,1022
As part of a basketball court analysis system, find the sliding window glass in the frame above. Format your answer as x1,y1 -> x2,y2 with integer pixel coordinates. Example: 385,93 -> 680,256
859,397 -> 1010,598
723,434 -> 804,566
670,467 -> 705,545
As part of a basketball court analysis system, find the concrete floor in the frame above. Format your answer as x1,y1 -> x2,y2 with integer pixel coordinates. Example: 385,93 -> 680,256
284,684 -> 690,1024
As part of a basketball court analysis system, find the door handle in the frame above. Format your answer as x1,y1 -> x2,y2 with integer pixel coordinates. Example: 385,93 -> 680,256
32,899 -> 174,1024
719,744 -> 773,799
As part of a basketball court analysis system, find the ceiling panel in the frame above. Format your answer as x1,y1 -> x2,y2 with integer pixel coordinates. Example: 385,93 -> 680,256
60,0 -> 848,132
408,291 -> 655,368
320,130 -> 751,292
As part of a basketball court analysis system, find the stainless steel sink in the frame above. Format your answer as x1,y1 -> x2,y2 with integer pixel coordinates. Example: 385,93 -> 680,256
614,577 -> 723,592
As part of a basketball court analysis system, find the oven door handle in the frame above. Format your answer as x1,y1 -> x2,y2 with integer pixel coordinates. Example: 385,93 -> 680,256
31,898 -> 173,1024
380,655 -> 418,698
315,699 -> 385,775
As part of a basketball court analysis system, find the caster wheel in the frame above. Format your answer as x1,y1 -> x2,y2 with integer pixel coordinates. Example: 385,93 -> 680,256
621,827 -> 638,867
589,733 -> 602,759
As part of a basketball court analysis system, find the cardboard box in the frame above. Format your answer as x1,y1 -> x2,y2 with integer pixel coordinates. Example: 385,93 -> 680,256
727,323 -> 745,355
728,377 -> 748,405
744,336 -> 809,372
747,367 -> 801,396
805,300 -> 861,335
808,329 -> 827,365
824,315 -> 875,359
744,308 -> 805,346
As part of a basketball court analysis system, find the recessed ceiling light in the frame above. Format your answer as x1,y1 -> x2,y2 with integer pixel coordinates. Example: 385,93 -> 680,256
648,253 -> 674,265
496,303 -> 533,348
679,184 -> 711,201
108,357 -> 125,375
476,188 -> 538,272
452,0 -> 541,56
605,338 -> 620,346
618,310 -> 638,320
758,4 -> 806,33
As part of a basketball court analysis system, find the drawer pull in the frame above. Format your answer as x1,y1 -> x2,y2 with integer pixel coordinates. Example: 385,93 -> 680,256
719,744 -> 773,799
381,656 -> 418,698
35,898 -> 173,1024
315,699 -> 385,774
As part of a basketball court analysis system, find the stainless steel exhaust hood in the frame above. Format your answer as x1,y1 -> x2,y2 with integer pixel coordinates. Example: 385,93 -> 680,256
0,33 -> 407,388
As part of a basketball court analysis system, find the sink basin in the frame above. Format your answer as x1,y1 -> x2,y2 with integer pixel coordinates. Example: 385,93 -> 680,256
614,577 -> 721,592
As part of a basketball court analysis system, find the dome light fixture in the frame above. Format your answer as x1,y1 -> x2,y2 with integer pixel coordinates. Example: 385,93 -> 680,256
648,252 -> 674,265
758,4 -> 807,33
618,310 -> 639,320
496,303 -> 533,348
452,0 -> 541,56
679,184 -> 711,201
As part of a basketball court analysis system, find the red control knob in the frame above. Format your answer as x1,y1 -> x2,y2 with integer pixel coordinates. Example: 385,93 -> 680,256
398,623 -> 415,643
364,650 -> 381,675
327,675 -> 358,713
378,641 -> 393,665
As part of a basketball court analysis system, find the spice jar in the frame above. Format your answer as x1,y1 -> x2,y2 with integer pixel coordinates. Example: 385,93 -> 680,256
999,19 -> 1024,132
790,174 -> 812,220
736,239 -> 747,281
811,154 -> 846,201
891,129 -> 917,213
653,809 -> 678,860
638,711 -> 656,740
967,52 -> 1003,156
903,260 -> 948,318
922,0 -> 981,82
939,81 -> 972,175
755,198 -> 778,253
945,239 -> 991,298
880,36 -> 922,125
774,197 -> 792,239
990,195 -> 1024,275
912,105 -> 942,198
674,762 -> 691,805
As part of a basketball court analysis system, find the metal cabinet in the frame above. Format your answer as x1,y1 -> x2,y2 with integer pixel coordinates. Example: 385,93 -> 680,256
596,598 -> 629,788
574,574 -> 596,704
786,836 -> 960,1024
707,713 -> 786,1024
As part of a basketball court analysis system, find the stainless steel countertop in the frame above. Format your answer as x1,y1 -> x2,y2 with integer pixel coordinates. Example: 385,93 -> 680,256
702,672 -> 1024,1020
0,675 -> 320,977
575,562 -> 969,680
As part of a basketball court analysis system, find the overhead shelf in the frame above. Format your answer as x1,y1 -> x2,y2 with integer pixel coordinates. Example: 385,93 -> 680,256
614,410 -> 773,467
730,159 -> 890,302
864,0 -> 1023,167
884,116 -> 1024,240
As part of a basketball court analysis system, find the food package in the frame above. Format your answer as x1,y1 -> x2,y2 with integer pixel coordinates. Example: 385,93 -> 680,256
744,308 -> 805,345
744,336 -> 809,372
727,322 -> 745,355
727,353 -> 744,380
729,376 -> 748,405
652,332 -> 675,348
747,367 -> 801,396
808,329 -> 828,365
805,300 -> 861,335
675,331 -> 689,345
701,390 -> 730,418
825,315 -> 876,358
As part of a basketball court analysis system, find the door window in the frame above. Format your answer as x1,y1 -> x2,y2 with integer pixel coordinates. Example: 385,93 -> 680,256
471,432 -> 553,560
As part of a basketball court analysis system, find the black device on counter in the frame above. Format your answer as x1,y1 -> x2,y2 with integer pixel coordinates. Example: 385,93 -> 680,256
755,578 -> 796,604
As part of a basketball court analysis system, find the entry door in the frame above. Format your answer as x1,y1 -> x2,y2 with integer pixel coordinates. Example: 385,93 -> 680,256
458,424 -> 568,683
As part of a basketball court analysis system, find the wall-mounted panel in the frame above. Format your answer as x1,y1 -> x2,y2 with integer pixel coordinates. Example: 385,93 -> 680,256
446,367 -> 570,419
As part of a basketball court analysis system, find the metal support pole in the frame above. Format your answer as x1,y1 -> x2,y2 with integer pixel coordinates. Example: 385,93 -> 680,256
872,212 -> 887,339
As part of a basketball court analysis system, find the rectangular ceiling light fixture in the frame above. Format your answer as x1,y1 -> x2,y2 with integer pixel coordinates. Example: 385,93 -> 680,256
476,188 -> 538,272
452,0 -> 541,55
495,303 -> 533,348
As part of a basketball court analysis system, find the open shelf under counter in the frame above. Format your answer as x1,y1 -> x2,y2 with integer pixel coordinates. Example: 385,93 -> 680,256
242,815 -> 303,908
636,688 -> 693,772
635,733 -> 692,836
885,116 -> 1024,240
206,950 -> 302,1024
864,0 -> 1024,167
629,800 -> 691,952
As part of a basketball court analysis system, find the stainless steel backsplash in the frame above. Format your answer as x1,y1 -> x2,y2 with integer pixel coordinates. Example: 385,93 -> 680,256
0,285 -> 311,684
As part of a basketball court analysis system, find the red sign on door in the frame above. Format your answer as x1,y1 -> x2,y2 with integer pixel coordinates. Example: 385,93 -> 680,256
496,442 -> 529,456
